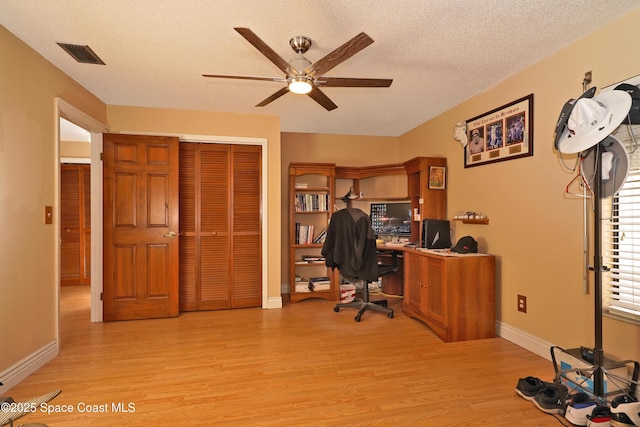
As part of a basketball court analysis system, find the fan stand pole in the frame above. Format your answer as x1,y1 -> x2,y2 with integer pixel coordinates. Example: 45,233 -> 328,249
591,141 -> 605,397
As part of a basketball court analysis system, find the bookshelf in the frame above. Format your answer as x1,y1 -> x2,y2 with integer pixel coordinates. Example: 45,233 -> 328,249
287,158 -> 447,303
289,163 -> 339,302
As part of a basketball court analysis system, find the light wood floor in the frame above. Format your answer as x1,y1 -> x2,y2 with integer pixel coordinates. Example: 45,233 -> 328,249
5,286 -> 571,426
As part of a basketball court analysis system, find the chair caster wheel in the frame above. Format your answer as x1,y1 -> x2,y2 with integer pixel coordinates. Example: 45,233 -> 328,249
388,311 -> 394,319
355,315 -> 361,322
334,307 -> 340,312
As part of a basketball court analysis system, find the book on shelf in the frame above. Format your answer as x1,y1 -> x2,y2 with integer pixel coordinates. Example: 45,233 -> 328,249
294,274 -> 310,293
295,193 -> 329,212
301,255 -> 325,262
312,282 -> 331,291
295,283 -> 311,292
309,276 -> 330,291
294,223 -> 316,244
295,182 -> 309,189
312,227 -> 327,244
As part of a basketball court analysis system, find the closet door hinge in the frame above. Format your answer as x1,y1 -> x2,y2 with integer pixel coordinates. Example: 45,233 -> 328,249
100,152 -> 103,161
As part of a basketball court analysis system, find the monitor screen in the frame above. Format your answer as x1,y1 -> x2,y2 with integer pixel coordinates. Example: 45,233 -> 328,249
422,219 -> 452,249
370,203 -> 412,236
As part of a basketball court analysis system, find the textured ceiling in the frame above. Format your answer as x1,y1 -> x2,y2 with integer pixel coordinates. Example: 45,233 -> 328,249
2,1 -> 640,137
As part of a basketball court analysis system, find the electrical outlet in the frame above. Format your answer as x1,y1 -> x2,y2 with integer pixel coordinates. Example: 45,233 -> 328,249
517,294 -> 527,313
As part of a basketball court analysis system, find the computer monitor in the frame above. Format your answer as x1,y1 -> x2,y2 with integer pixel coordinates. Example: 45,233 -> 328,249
422,219 -> 451,249
370,202 -> 412,236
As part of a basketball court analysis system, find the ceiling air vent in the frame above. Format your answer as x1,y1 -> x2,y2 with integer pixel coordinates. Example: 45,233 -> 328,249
57,42 -> 105,65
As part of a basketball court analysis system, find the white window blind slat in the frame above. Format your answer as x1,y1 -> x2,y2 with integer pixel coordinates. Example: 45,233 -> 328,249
604,122 -> 640,322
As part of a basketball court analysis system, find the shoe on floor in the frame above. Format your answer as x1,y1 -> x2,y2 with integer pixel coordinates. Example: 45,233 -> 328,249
586,405 -> 611,426
515,376 -> 547,401
533,383 -> 568,415
564,392 -> 598,426
610,395 -> 640,426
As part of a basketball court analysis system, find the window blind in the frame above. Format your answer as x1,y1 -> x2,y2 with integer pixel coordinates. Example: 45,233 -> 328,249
604,123 -> 640,322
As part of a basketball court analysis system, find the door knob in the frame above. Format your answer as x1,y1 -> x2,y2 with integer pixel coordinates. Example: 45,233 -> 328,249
163,231 -> 177,238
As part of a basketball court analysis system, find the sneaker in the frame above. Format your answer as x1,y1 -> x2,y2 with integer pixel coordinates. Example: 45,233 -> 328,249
587,405 -> 612,426
533,383 -> 569,414
565,392 -> 598,426
610,395 -> 640,426
516,376 -> 547,401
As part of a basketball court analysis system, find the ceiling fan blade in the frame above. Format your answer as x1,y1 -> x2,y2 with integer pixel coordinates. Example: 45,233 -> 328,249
319,77 -> 393,87
234,27 -> 292,75
256,87 -> 289,107
307,87 -> 338,111
202,74 -> 286,83
305,33 -> 374,77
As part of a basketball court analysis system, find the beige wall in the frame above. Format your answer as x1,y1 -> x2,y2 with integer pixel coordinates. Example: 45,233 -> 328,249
0,26 -> 107,372
107,105 -> 282,302
60,140 -> 91,158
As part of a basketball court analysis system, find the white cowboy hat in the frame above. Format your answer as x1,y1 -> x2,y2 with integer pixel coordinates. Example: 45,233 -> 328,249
557,90 -> 631,154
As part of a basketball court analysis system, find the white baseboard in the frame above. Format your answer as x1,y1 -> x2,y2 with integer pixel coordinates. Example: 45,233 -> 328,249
266,296 -> 283,309
497,321 -> 553,361
0,340 -> 58,393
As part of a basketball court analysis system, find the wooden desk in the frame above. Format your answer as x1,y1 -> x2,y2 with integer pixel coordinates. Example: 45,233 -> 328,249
378,245 -> 496,342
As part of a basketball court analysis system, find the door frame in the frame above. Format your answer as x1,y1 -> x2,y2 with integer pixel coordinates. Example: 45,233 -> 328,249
55,99 -> 108,334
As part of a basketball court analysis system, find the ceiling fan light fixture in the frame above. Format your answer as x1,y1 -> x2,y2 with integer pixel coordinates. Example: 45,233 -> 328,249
288,76 -> 313,94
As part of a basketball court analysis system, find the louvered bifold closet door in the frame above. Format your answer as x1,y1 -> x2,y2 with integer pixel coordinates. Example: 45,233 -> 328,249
231,145 -> 262,308
179,143 -> 231,311
199,144 -> 231,310
179,142 -> 262,311
60,164 -> 91,285
179,144 -> 198,311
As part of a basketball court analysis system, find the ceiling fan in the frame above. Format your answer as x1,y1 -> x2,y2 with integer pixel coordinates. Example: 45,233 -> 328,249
202,28 -> 393,111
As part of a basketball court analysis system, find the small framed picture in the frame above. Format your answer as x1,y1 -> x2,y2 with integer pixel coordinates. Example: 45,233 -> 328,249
429,166 -> 446,190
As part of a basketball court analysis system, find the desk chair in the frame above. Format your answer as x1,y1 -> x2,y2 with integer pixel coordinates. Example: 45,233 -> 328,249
321,208 -> 399,322
333,250 -> 399,321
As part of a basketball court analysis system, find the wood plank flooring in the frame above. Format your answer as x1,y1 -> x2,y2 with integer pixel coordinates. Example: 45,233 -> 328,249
4,286 -> 571,426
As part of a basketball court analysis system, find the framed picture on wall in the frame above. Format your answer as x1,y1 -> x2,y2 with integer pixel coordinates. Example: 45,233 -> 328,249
464,94 -> 534,168
429,166 -> 446,189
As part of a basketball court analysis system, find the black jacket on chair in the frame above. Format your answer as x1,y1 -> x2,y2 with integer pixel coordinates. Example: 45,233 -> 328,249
321,208 -> 379,282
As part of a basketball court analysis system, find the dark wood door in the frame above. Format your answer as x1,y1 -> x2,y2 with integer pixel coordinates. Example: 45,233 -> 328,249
103,133 -> 179,321
179,143 -> 261,311
60,164 -> 91,285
